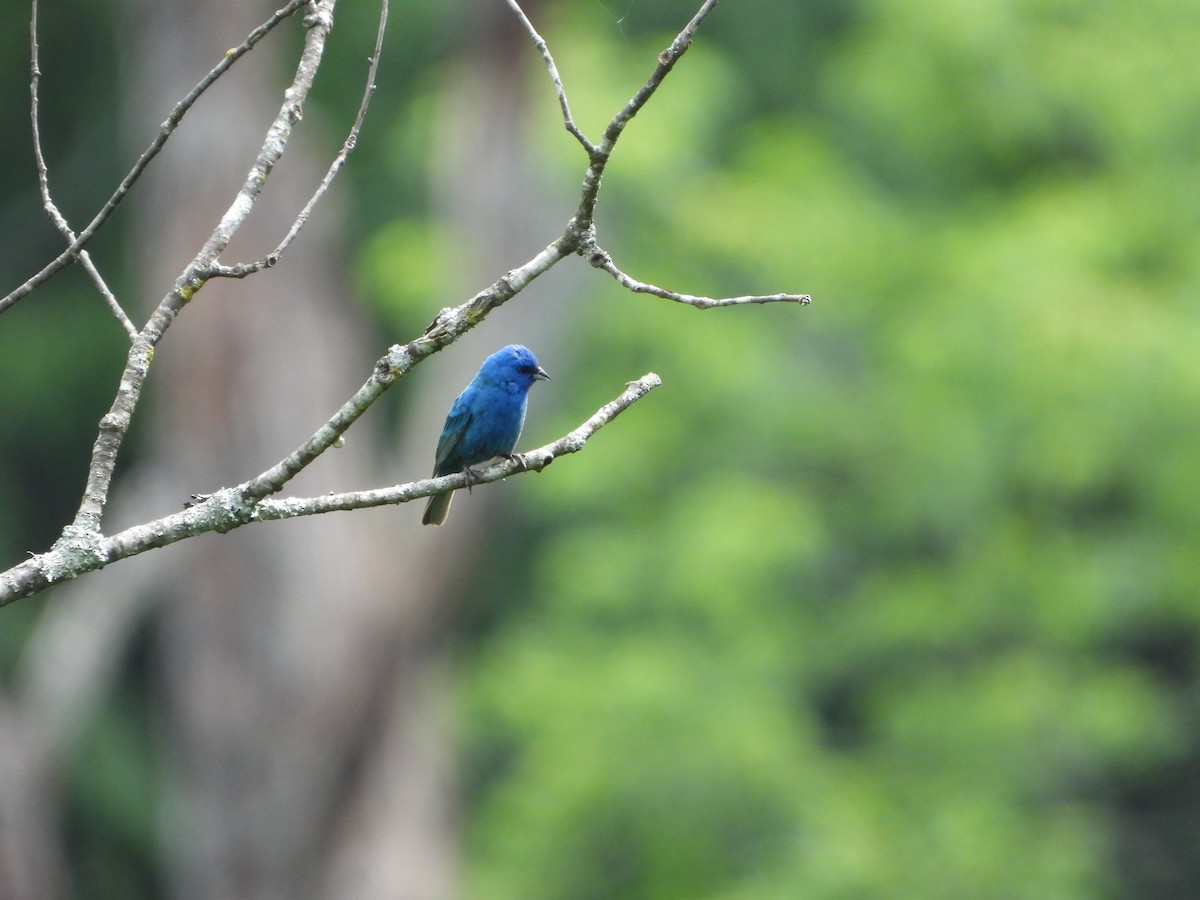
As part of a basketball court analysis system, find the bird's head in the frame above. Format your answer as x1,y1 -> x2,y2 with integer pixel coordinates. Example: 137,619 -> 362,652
484,344 -> 550,389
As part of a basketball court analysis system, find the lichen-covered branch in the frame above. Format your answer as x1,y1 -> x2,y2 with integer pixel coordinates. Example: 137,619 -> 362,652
0,374 -> 661,606
72,0 -> 338,535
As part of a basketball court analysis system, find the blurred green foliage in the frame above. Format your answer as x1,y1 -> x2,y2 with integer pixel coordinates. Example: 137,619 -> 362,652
445,2 -> 1200,898
3,0 -> 1200,897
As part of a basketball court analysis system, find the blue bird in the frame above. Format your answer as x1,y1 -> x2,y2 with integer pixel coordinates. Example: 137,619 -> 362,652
422,344 -> 550,526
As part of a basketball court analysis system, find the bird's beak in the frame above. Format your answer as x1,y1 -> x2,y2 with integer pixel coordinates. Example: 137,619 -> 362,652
534,366 -> 550,382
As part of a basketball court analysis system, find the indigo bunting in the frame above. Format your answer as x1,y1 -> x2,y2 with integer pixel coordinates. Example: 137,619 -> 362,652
422,344 -> 550,526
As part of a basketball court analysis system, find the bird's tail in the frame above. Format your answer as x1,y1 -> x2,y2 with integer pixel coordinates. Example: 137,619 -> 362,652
422,490 -> 453,526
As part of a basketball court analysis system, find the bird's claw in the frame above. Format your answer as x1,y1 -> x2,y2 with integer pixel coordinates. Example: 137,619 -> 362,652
463,465 -> 481,494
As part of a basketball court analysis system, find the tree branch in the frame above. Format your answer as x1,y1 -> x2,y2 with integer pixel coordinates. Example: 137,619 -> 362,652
29,0 -> 136,340
506,0 -> 806,310
0,0 -> 805,608
0,374 -> 661,606
583,239 -> 811,309
209,0 -> 390,280
570,0 -> 722,233
504,0 -> 596,155
70,0 -> 339,536
240,235 -> 570,503
0,0 -> 310,315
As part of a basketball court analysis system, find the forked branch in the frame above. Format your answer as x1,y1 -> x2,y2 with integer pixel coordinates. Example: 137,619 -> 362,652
507,0 -> 805,308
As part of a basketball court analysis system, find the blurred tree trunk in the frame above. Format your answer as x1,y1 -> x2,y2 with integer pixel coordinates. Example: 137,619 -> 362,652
0,700 -> 71,900
117,0 -> 574,898
124,1 -> 457,897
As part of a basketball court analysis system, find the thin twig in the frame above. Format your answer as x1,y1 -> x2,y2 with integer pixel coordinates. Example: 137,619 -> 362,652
503,0 -> 596,156
558,0 -> 810,308
209,0 -> 390,279
1,0 -> 310,315
584,239 -> 810,309
0,374 -> 662,606
603,0 -> 721,147
28,0 -> 138,340
571,0 -> 722,234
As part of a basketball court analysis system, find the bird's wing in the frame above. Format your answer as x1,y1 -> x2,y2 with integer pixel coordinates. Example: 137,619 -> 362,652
432,402 -> 474,475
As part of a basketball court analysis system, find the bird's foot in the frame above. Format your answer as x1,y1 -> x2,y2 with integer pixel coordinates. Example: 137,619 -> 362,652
463,465 -> 481,494
506,453 -> 529,472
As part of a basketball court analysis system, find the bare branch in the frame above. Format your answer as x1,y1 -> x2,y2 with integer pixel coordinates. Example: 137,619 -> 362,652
209,0 -> 390,279
584,239 -> 810,309
571,0 -> 722,233
0,374 -> 661,606
604,0 -> 721,146
503,0 -> 596,156
252,372 -> 660,518
499,0 -> 806,312
240,235 -> 570,503
1,0 -> 310,315
28,0 -> 137,340
0,0 -> 804,609
71,0 -> 339,534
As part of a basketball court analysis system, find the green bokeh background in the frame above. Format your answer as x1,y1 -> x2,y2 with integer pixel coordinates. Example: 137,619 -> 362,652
4,0 -> 1200,896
